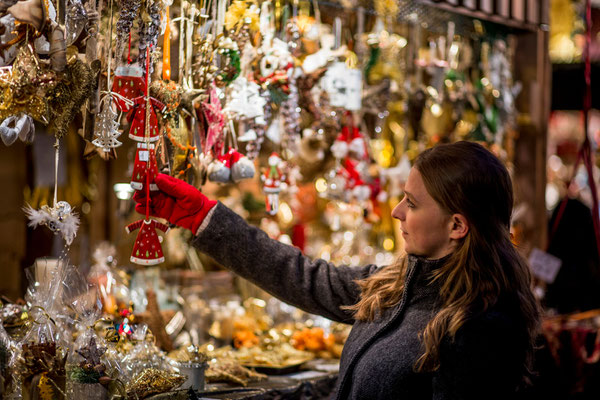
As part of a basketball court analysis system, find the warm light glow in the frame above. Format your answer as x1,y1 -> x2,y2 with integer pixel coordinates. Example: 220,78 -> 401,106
114,183 -> 134,200
278,202 -> 294,224
430,103 -> 442,117
383,238 -> 394,251
315,178 -> 327,193
395,36 -> 407,48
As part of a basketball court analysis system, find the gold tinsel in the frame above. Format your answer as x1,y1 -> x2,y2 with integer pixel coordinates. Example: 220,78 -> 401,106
47,58 -> 95,139
0,43 -> 57,124
126,368 -> 185,399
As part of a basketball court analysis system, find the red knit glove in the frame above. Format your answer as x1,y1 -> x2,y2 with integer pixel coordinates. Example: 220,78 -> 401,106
133,174 -> 217,234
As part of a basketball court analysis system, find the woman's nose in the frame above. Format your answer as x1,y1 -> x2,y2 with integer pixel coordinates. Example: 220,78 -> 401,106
392,202 -> 405,221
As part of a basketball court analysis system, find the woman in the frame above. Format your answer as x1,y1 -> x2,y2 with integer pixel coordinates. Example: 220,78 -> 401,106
134,141 -> 540,399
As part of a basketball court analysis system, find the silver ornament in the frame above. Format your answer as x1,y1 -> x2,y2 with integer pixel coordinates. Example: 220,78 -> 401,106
92,96 -> 122,152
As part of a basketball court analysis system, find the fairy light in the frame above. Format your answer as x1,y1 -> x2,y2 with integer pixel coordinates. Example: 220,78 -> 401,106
278,202 -> 294,225
315,178 -> 327,193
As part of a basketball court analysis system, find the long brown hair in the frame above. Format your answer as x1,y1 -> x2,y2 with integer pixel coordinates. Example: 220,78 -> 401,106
345,141 -> 540,374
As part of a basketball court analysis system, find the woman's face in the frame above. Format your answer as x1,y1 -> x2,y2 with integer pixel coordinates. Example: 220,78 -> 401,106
392,168 -> 455,259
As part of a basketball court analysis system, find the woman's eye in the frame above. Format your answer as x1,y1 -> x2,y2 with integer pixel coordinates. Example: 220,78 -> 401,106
407,199 -> 415,208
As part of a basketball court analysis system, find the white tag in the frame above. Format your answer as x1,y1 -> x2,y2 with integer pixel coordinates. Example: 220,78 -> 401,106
138,150 -> 149,162
321,62 -> 362,110
529,248 -> 562,284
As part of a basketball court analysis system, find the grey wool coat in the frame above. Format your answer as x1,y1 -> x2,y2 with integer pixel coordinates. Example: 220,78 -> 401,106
193,203 -> 529,399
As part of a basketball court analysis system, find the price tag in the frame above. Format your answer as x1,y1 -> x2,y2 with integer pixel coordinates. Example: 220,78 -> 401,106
138,150 -> 149,162
529,248 -> 562,284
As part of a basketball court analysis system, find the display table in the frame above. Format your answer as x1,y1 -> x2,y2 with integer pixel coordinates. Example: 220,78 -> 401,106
148,360 -> 340,400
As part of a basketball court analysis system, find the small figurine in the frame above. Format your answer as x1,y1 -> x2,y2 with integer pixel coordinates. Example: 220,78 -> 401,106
262,152 -> 286,215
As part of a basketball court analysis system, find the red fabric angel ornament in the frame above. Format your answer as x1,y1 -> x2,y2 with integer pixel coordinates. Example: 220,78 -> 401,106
125,219 -> 169,265
130,142 -> 159,191
128,96 -> 165,142
112,65 -> 146,112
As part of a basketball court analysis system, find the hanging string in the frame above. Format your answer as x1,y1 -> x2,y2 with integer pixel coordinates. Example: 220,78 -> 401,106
53,138 -> 59,207
107,0 -> 115,88
144,45 -> 151,221
178,1 -> 186,84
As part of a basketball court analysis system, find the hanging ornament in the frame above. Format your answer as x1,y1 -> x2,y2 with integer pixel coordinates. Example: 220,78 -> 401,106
131,142 -> 159,190
215,37 -> 241,87
339,158 -> 371,202
320,61 -> 362,111
115,0 -> 142,63
0,113 -> 34,146
127,95 -> 165,142
126,219 -> 169,265
23,138 -> 79,245
202,85 -> 226,153
207,151 -> 232,183
229,148 -> 255,182
225,76 -> 266,121
92,96 -> 122,152
24,201 -> 80,246
112,64 -> 146,112
280,68 -> 301,153
138,0 -> 161,75
128,45 -> 168,266
262,152 -> 286,215
225,0 -> 259,52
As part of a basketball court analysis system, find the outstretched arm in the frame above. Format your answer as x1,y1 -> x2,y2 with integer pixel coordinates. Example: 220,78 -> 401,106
193,203 -> 378,324
133,174 -> 376,324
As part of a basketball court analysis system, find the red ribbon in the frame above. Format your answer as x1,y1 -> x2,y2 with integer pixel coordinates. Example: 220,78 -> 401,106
145,45 -> 151,221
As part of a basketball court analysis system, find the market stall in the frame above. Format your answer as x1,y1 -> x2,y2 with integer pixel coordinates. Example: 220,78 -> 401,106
0,0 -> 550,398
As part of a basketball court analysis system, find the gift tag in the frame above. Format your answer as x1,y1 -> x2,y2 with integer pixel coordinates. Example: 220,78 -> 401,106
138,150 -> 149,162
528,248 -> 562,284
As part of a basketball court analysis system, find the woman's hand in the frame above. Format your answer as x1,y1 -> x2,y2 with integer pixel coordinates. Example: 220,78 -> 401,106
133,174 -> 217,233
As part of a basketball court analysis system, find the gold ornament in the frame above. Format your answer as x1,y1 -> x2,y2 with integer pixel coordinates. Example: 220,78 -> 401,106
0,43 -> 57,124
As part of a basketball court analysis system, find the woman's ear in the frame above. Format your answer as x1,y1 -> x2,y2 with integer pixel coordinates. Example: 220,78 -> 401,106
449,214 -> 469,240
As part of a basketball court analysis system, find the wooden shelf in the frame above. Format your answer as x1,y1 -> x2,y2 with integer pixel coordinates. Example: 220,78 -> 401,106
418,0 -> 545,32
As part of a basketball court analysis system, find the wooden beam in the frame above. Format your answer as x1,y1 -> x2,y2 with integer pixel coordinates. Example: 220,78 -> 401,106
419,0 -> 540,31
